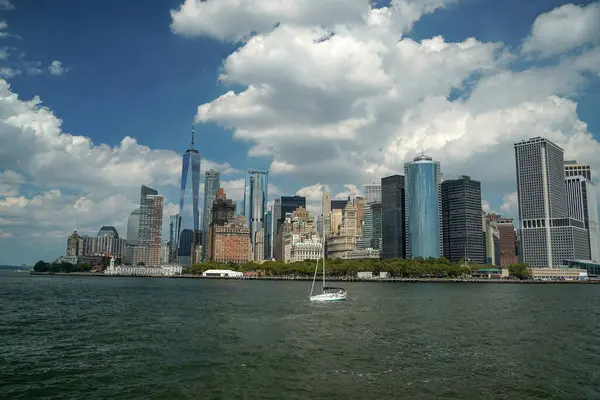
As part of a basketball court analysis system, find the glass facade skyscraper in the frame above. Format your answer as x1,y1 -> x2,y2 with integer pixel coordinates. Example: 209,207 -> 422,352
381,175 -> 405,259
405,154 -> 442,259
244,169 -> 268,259
441,176 -> 485,263
177,124 -> 201,267
202,169 -> 220,261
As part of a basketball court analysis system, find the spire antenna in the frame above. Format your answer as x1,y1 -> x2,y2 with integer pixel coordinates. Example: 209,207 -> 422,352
191,120 -> 195,149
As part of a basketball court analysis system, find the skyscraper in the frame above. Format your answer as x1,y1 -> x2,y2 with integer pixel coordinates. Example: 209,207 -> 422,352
169,214 -> 179,262
405,154 -> 442,259
441,176 -> 485,263
381,175 -> 406,259
565,160 -> 591,180
364,183 -> 382,204
565,174 -> 599,261
138,185 -> 158,246
137,185 -> 163,266
126,209 -> 140,245
202,169 -> 220,261
244,169 -> 268,259
177,123 -> 201,267
274,195 -> 305,260
497,217 -> 518,266
265,207 -> 273,260
514,137 -> 589,267
322,190 -> 331,238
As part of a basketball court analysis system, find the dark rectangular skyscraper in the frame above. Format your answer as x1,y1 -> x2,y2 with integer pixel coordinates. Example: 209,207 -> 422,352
441,176 -> 485,263
273,196 -> 306,260
381,175 -> 405,259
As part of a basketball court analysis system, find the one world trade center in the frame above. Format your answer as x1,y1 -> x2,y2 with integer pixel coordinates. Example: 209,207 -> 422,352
176,122 -> 201,267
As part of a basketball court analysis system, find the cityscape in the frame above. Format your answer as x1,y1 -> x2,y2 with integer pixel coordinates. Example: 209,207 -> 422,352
51,133 -> 600,282
3,1 -> 600,399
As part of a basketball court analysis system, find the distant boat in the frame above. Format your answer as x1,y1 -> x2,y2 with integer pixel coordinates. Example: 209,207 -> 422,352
309,231 -> 347,302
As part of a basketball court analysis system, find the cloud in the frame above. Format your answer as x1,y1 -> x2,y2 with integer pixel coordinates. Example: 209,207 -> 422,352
500,192 -> 518,217
0,47 -> 8,60
296,183 -> 326,202
171,0 -> 456,41
0,66 -> 19,78
522,2 -> 600,57
0,79 -> 244,263
48,60 -> 68,76
0,20 -> 8,38
0,0 -> 14,11
183,0 -> 600,198
0,169 -> 24,197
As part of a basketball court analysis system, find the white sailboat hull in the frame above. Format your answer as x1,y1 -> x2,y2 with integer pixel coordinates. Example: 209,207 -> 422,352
309,292 -> 347,302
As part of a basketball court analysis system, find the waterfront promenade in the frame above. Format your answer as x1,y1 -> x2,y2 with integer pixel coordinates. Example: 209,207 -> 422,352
28,271 -> 599,284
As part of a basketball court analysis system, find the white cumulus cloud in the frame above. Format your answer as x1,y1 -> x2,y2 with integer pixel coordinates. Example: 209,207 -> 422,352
522,2 -> 600,57
48,60 -> 68,76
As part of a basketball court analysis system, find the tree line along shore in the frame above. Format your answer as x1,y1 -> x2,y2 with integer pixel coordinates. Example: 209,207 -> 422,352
32,257 -> 533,280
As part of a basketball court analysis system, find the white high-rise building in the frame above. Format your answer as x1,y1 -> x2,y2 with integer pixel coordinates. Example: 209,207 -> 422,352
126,209 -> 140,245
564,161 -> 599,262
364,183 -> 381,204
514,137 -> 589,268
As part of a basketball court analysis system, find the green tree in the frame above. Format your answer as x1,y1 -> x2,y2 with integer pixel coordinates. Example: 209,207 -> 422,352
33,260 -> 49,272
508,263 -> 531,279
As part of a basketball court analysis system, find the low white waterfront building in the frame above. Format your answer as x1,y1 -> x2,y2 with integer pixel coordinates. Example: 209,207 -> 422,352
202,269 -> 243,278
104,257 -> 182,277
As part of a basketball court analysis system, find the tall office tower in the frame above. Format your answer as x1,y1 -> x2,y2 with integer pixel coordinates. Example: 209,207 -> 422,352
274,195 -> 306,260
244,169 -> 268,258
354,196 -> 365,236
514,137 -> 589,267
404,154 -> 442,259
138,185 -> 158,246
272,198 -> 281,260
565,175 -> 599,261
371,202 -> 382,249
168,214 -> 179,262
357,204 -> 372,250
202,169 -> 220,261
265,207 -> 273,260
381,175 -> 406,259
483,213 -> 501,266
564,160 -> 599,262
206,188 -> 238,261
331,199 -> 348,210
364,183 -> 382,204
441,176 -> 485,263
138,189 -> 164,266
176,123 -> 201,267
565,160 -> 591,180
66,230 -> 80,256
497,217 -> 519,266
316,214 -> 324,236
126,209 -> 140,245
322,190 -> 332,238
339,199 -> 357,237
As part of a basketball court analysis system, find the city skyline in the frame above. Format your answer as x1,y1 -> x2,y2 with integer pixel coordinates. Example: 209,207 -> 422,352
2,0 -> 600,264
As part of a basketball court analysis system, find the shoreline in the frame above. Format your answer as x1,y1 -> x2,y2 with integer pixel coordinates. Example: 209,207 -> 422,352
28,271 -> 600,284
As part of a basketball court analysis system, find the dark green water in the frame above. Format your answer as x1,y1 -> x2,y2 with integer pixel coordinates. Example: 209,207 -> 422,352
1,272 -> 600,399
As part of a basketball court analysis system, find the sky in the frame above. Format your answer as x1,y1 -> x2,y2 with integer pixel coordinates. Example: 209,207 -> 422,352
1,0 -> 599,265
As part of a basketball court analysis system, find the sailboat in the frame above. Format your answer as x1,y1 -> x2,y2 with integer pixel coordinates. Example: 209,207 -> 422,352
309,238 -> 347,302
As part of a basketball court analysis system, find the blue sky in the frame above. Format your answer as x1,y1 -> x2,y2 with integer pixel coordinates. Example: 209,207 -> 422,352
1,0 -> 599,264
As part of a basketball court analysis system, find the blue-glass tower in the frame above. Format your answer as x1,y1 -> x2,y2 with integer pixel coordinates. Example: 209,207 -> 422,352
177,122 -> 201,267
244,169 -> 268,259
404,154 -> 442,259
202,169 -> 220,262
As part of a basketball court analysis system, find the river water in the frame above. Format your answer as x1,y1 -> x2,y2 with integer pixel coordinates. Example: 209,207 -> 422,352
1,272 -> 600,399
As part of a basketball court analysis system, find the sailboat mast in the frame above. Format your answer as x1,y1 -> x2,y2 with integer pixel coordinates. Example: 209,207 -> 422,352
322,219 -> 326,290
310,258 -> 319,297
